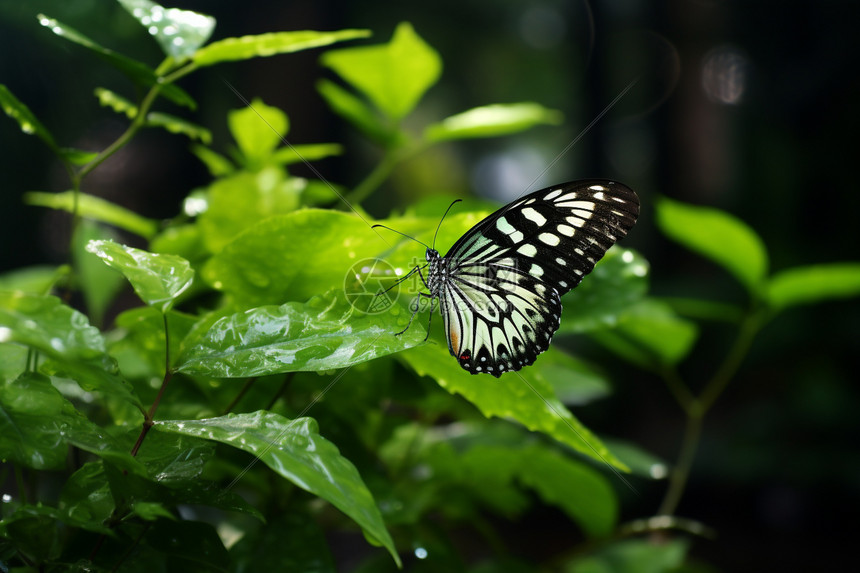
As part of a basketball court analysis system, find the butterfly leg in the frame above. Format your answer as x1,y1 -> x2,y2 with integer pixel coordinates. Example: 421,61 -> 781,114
395,292 -> 434,336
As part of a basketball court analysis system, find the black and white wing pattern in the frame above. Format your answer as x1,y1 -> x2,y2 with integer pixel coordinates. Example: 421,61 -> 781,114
427,180 -> 639,377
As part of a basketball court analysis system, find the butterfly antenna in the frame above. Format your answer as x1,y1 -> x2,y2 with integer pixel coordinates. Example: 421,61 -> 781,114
371,224 -> 432,250
432,199 -> 462,250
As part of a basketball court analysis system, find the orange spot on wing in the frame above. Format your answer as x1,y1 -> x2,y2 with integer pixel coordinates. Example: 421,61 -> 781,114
449,329 -> 459,354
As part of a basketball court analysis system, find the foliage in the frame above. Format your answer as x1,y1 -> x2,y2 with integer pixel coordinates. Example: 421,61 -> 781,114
2,2 -> 859,571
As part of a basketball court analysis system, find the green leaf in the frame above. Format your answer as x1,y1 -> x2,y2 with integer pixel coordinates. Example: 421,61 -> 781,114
228,99 -> 288,164
0,83 -> 57,149
656,196 -> 768,293
146,112 -> 212,143
112,306 -> 198,375
59,462 -> 116,533
203,210 -> 383,305
399,339 -> 628,471
117,0 -> 215,59
272,143 -> 343,166
94,86 -> 137,118
559,247 -> 649,334
589,298 -> 699,368
0,265 -> 63,295
37,14 -> 196,109
197,169 -> 302,253
85,240 -> 194,312
25,190 -> 159,239
190,144 -> 235,176
767,262 -> 860,311
230,513 -> 336,572
599,438 -> 668,480
316,79 -> 393,143
192,29 -> 371,68
72,221 -> 126,327
569,538 -> 689,573
0,372 -> 141,472
424,102 -> 563,143
517,446 -> 617,537
154,412 -> 402,567
175,290 -> 425,377
0,291 -> 141,410
321,22 -> 441,120
535,350 -> 611,406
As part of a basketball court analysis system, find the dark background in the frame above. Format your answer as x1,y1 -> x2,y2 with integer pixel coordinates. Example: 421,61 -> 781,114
1,1 -> 858,571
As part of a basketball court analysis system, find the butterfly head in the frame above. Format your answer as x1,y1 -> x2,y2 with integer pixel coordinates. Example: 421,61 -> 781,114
425,248 -> 440,262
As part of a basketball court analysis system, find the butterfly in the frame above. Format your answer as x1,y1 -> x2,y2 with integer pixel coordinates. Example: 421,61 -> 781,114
374,180 -> 639,377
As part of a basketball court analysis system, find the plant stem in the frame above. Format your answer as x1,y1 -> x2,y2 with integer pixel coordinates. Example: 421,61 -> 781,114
657,408 -> 703,516
657,308 -> 764,517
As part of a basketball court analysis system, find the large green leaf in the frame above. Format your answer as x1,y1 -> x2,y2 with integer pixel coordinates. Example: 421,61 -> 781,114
424,103 -> 563,143
589,298 -> 699,369
192,29 -> 371,67
656,196 -> 768,293
198,169 -> 302,253
37,15 -> 195,109
321,22 -> 441,120
117,0 -> 215,60
316,79 -> 393,144
559,247 -> 649,334
0,291 -> 141,410
0,83 -> 56,149
767,262 -> 860,311
72,221 -> 125,328
25,190 -> 159,239
399,338 -> 628,471
175,290 -> 425,377
85,240 -> 194,312
154,411 -> 402,566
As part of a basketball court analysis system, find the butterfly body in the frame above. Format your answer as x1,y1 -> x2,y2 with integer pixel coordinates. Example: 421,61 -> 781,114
388,180 -> 639,377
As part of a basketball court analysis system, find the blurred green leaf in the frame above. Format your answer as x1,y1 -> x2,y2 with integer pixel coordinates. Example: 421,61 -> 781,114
192,29 -> 371,67
656,196 -> 768,293
175,290 -> 426,377
599,438 -> 668,480
399,337 -> 627,471
230,513 -> 336,572
25,191 -> 159,239
316,79 -> 393,144
517,446 -> 618,537
191,143 -> 235,176
154,412 -> 402,566
57,147 -> 100,165
531,349 -> 610,406
321,22 -> 441,120
568,538 -> 689,573
0,83 -> 57,149
559,247 -> 649,334
85,240 -> 194,312
146,112 -> 212,143
0,265 -> 62,295
228,99 -> 288,164
113,306 -> 197,374
767,262 -> 860,311
117,0 -> 215,60
272,143 -> 343,166
424,103 -> 563,143
0,291 -> 141,409
72,221 -> 126,327
37,14 -> 196,109
198,169 -> 301,253
94,86 -> 136,118
589,298 -> 699,369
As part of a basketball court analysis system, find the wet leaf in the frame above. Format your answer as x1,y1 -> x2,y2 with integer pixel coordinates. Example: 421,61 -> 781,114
193,29 -> 371,67
0,83 -> 56,149
85,240 -> 194,312
25,190 -> 159,239
117,0 -> 215,59
154,411 -> 401,566
175,290 -> 425,377
425,102 -> 563,142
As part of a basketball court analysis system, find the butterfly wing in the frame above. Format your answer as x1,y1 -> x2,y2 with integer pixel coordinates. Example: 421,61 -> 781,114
439,180 -> 639,376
